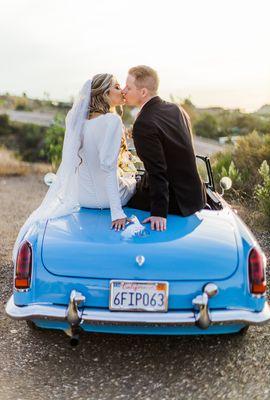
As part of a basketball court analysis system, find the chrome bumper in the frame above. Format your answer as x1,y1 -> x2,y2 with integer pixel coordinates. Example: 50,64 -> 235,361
5,295 -> 270,327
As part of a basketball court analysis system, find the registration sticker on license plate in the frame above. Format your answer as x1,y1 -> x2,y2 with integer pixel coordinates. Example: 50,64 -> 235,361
109,280 -> 169,312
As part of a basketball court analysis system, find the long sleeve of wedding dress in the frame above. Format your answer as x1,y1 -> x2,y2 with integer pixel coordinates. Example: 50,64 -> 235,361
98,114 -> 128,221
78,113 -> 136,222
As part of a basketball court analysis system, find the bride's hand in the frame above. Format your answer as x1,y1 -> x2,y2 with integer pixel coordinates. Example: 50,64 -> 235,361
111,217 -> 130,231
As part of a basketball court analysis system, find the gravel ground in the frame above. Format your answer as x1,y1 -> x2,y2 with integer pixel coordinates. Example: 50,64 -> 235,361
1,175 -> 270,400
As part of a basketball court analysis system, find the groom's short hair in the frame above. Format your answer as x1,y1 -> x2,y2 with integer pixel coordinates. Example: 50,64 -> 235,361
128,65 -> 159,95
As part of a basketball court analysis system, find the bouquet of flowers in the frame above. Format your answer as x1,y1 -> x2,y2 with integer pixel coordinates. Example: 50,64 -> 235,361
118,134 -> 139,178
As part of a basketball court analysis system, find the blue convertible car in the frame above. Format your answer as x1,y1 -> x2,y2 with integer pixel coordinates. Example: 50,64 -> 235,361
6,156 -> 270,345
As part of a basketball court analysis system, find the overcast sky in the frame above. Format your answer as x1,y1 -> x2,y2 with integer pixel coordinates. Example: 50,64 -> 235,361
1,0 -> 269,111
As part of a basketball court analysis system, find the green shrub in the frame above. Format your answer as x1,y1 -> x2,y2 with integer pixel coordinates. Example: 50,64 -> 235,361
254,160 -> 270,220
42,118 -> 65,170
194,113 -> 218,139
0,113 -> 65,165
222,161 -> 242,185
211,131 -> 270,199
211,151 -> 243,199
14,123 -> 47,162
233,131 -> 270,191
211,150 -> 233,179
190,108 -> 270,139
0,114 -> 11,136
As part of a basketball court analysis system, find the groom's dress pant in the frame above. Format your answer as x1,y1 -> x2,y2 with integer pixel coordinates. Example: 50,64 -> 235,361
127,172 -> 183,216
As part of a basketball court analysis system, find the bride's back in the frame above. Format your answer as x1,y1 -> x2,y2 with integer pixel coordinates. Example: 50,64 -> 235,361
78,112 -> 123,209
83,114 -> 110,164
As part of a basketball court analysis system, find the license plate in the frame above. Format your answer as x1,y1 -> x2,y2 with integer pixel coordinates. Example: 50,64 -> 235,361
109,280 -> 169,312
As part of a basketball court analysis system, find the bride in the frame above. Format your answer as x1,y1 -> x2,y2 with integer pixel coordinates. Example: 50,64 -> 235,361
12,74 -> 137,261
77,74 -> 136,228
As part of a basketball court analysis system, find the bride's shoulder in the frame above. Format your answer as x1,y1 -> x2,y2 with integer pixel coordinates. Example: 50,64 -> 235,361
104,112 -> 122,125
85,113 -> 123,132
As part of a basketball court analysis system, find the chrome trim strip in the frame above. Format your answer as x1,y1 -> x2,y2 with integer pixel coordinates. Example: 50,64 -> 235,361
5,296 -> 270,327
82,308 -> 194,326
6,298 -> 67,320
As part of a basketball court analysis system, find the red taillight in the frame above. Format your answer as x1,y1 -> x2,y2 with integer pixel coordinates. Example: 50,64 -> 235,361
15,241 -> 32,289
248,248 -> 267,295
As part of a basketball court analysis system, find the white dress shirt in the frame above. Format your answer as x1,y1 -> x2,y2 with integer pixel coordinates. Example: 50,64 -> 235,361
78,113 -> 136,221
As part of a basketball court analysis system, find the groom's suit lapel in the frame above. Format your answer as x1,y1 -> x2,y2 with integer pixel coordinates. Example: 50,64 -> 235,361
135,96 -> 162,122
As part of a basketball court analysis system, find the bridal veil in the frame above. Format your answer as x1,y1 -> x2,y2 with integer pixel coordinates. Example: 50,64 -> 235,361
12,79 -> 92,261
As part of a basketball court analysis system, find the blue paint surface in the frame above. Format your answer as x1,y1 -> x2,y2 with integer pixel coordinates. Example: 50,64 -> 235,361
11,205 -> 268,336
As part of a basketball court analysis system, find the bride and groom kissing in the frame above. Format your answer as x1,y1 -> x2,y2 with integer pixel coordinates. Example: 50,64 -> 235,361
13,65 -> 207,258
78,64 -> 206,232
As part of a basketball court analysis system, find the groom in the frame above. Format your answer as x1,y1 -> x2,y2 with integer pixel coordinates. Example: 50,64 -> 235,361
123,65 -> 207,231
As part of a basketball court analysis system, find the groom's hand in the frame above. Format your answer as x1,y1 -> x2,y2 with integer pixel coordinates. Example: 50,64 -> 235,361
142,216 -> 167,231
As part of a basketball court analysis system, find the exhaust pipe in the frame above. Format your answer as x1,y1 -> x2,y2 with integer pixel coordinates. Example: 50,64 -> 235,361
70,326 -> 81,347
66,290 -> 86,345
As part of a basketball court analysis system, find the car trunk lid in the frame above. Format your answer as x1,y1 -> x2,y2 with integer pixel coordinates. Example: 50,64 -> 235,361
41,208 -> 239,281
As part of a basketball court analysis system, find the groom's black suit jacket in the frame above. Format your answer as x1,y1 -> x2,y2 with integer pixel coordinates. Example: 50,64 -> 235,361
128,96 -> 207,218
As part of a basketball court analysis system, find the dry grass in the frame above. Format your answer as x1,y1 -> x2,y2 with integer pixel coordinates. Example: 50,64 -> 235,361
0,147 -> 52,176
231,201 -> 268,232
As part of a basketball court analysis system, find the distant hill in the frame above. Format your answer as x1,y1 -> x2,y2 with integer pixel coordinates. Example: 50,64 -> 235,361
196,106 -> 239,115
256,104 -> 270,115
0,93 -> 71,114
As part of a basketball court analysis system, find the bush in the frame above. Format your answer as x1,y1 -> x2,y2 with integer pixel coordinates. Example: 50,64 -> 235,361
211,131 -> 270,200
42,118 -> 65,170
211,150 -> 233,179
233,131 -> 270,191
254,160 -> 270,220
0,114 -> 65,164
190,108 -> 270,139
194,113 -> 218,139
14,123 -> 47,162
211,151 -> 243,199
0,114 -> 11,136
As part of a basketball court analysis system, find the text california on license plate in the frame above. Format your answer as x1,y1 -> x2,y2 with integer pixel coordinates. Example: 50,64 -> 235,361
109,280 -> 169,312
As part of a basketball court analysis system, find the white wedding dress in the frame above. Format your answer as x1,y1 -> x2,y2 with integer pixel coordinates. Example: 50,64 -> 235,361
12,80 -> 136,262
77,112 -> 137,221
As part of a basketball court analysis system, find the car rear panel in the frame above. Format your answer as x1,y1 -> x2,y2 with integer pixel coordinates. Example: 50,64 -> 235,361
41,208 -> 239,281
13,207 -> 265,314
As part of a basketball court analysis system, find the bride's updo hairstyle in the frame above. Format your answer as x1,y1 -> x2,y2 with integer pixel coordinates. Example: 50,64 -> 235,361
88,73 -> 114,117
